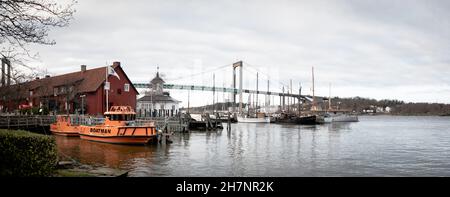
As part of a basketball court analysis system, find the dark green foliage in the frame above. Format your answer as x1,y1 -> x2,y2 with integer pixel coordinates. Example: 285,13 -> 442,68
31,107 -> 40,115
0,129 -> 57,177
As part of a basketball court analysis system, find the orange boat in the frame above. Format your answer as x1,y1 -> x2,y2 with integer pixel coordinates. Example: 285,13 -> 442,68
50,115 -> 81,137
78,106 -> 157,145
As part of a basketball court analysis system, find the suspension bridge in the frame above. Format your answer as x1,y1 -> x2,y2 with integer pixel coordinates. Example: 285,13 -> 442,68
133,60 -> 320,114
133,61 -> 316,99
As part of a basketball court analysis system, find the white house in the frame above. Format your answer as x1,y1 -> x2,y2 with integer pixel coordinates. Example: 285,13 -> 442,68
385,106 -> 392,113
136,69 -> 181,117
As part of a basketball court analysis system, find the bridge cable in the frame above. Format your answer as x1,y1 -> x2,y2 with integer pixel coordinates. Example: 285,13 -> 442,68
164,63 -> 231,82
243,62 -> 291,89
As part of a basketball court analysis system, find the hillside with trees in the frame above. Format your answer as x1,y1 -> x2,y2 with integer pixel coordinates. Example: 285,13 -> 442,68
182,96 -> 450,116
327,97 -> 450,116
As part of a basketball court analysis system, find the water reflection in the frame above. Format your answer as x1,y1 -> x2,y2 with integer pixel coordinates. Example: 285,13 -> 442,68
327,122 -> 352,132
56,136 -> 157,169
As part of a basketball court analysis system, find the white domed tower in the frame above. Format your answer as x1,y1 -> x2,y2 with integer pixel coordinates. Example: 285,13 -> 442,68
149,67 -> 165,95
137,67 -> 181,117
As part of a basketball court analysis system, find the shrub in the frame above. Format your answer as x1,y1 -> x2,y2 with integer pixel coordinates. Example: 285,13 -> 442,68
0,129 -> 57,177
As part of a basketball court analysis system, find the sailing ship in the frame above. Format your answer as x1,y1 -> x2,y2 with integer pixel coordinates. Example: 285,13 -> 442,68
237,88 -> 271,123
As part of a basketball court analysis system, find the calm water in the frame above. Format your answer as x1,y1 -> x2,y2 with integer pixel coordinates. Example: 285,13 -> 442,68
55,115 -> 450,177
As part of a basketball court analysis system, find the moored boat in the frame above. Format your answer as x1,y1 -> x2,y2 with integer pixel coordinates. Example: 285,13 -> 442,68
274,113 -> 320,125
50,115 -> 81,137
318,111 -> 359,123
298,115 -> 320,125
237,112 -> 271,123
79,106 -> 158,145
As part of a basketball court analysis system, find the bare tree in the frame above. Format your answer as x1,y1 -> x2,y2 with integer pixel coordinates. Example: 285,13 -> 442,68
0,0 -> 75,113
0,0 -> 76,82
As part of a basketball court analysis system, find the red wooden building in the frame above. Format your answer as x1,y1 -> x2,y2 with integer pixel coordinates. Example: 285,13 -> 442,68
0,61 -> 138,115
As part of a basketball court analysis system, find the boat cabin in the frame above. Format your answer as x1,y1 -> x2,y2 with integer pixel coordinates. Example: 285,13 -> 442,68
103,106 -> 137,126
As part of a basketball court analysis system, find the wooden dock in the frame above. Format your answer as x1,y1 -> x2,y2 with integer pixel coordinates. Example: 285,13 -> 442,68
136,117 -> 189,133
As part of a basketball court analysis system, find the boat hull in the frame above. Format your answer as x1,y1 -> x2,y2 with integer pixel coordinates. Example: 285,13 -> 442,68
298,115 -> 319,125
51,130 -> 80,137
275,115 -> 319,125
319,114 -> 359,123
79,134 -> 155,144
237,117 -> 271,123
79,125 -> 157,145
50,123 -> 80,137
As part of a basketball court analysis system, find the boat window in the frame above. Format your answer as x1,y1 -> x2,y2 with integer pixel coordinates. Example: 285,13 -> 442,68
105,114 -> 136,121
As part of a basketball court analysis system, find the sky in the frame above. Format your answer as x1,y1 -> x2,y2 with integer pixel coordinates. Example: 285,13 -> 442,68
25,0 -> 450,106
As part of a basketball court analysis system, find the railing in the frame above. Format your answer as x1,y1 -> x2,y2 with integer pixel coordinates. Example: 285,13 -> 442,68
0,115 -> 56,128
136,117 -> 188,132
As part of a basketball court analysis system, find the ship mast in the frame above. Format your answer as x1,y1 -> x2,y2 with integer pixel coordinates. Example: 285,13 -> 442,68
256,72 -> 259,113
328,83 -> 332,111
298,83 -> 302,116
312,66 -> 316,111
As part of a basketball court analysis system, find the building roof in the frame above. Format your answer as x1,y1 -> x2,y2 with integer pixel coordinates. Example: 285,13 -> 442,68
0,63 -> 139,99
150,72 -> 165,85
137,93 -> 180,103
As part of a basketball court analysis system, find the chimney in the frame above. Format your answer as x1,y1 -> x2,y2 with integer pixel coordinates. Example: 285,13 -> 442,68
35,77 -> 40,80
45,75 -> 51,78
81,65 -> 87,72
113,61 -> 120,67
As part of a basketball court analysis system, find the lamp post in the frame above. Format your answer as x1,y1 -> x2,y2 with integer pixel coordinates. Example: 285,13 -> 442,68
80,94 -> 86,115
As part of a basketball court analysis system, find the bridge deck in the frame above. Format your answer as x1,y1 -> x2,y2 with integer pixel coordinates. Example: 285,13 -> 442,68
134,83 -> 308,99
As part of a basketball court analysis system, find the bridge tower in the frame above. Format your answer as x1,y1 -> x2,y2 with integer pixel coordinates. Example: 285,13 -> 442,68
1,57 -> 11,86
232,61 -> 243,115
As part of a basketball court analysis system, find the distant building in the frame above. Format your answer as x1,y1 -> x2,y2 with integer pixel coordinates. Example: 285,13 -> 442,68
385,106 -> 392,113
136,69 -> 181,117
0,62 -> 138,115
376,107 -> 384,113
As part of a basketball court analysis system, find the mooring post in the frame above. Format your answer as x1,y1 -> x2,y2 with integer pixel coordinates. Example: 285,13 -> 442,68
227,112 -> 231,132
